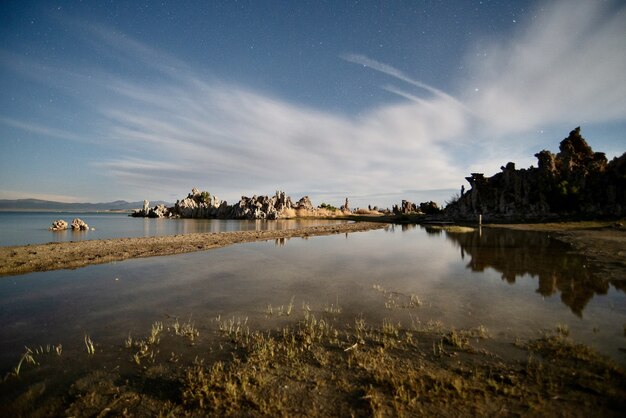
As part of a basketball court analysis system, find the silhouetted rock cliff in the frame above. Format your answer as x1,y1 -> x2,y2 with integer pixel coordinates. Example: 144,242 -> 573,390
445,128 -> 626,220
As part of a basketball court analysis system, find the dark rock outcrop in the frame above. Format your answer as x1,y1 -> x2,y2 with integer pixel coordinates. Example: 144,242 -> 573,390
419,201 -> 441,215
393,200 -> 419,215
445,128 -> 626,220
392,200 -> 441,215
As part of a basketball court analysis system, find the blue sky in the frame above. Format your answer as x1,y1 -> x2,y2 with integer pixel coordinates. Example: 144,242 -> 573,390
1,0 -> 625,207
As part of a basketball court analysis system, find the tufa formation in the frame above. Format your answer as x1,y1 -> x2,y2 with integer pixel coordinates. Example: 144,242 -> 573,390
445,127 -> 626,220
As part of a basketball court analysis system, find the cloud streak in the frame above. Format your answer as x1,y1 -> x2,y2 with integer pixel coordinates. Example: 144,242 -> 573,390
342,53 -> 467,110
465,0 -> 626,134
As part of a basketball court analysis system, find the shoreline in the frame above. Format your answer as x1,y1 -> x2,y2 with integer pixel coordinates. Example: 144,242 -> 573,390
0,222 -> 387,277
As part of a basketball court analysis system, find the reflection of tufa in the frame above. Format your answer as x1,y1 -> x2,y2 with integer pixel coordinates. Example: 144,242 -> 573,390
445,227 -> 608,317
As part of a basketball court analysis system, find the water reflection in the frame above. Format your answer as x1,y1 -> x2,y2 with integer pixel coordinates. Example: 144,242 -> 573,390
1,226 -> 625,372
431,226 -> 617,317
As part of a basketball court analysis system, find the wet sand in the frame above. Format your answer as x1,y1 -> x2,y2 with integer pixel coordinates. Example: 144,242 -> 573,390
0,222 -> 387,277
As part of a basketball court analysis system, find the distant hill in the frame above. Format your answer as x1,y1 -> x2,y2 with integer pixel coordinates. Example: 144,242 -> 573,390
0,199 -> 172,212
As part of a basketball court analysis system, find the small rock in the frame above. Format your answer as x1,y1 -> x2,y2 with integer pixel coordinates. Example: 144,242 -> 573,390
49,219 -> 68,231
71,218 -> 89,231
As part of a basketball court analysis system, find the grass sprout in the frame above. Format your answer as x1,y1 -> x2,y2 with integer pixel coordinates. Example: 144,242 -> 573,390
84,334 -> 95,355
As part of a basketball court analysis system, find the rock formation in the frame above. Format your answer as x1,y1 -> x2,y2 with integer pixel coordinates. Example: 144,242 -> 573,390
392,200 -> 441,215
71,218 -> 89,231
231,191 -> 295,220
294,196 -> 315,211
132,189 -> 321,220
174,188 -> 229,218
445,128 -> 626,220
419,201 -> 441,215
132,199 -> 176,218
393,200 -> 419,215
49,220 -> 68,231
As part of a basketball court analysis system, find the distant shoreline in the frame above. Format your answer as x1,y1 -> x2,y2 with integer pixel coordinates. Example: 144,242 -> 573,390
0,222 -> 387,277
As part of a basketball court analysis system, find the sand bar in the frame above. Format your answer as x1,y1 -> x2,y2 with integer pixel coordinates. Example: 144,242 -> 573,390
0,222 -> 387,277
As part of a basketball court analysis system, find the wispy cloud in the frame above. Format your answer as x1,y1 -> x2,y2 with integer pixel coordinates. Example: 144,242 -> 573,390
342,53 -> 467,110
96,76 -> 466,202
0,117 -> 91,144
464,0 -> 626,135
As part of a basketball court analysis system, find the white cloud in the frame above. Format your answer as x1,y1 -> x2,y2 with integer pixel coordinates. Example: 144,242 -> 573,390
89,53 -> 468,205
465,0 -> 626,135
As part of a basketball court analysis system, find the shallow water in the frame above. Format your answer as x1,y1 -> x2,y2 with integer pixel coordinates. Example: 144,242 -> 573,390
0,224 -> 624,372
0,211 -> 346,246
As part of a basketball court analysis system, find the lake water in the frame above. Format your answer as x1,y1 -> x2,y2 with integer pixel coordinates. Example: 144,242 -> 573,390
0,223 -> 624,373
0,211 -> 347,247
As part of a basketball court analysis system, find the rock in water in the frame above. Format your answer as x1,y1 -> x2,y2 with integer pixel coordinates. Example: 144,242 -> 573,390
71,218 -> 89,231
50,219 -> 68,231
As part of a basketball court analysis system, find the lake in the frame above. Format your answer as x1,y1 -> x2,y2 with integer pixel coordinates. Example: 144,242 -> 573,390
0,211 -> 347,246
0,221 -> 624,374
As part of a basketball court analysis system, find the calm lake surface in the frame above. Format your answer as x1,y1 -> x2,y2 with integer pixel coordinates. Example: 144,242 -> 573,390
0,223 -> 625,372
0,211 -> 346,246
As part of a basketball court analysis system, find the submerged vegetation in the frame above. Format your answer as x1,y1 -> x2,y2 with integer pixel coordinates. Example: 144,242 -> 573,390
2,295 -> 625,417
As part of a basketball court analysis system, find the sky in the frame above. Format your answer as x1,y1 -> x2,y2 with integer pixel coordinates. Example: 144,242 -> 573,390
1,0 -> 625,208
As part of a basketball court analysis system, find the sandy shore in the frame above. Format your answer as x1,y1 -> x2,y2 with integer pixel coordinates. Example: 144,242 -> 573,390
0,222 -> 387,277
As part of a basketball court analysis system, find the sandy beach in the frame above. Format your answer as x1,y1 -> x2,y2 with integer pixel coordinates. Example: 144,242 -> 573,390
0,222 -> 387,277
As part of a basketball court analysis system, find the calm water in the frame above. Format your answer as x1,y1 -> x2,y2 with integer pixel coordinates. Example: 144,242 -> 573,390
0,211 -> 346,246
0,224 -> 624,372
